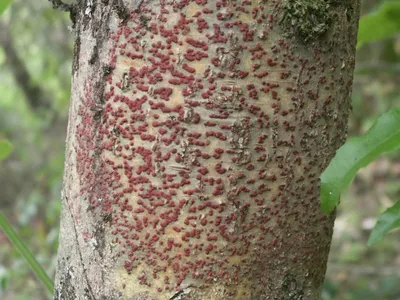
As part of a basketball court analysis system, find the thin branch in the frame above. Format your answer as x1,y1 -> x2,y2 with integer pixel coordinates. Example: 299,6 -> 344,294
0,20 -> 50,111
48,0 -> 73,12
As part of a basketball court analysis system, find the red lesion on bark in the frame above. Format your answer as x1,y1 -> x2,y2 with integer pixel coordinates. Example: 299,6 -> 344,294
71,0 -> 354,296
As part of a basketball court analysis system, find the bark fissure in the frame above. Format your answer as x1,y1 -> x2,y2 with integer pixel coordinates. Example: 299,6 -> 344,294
65,195 -> 98,300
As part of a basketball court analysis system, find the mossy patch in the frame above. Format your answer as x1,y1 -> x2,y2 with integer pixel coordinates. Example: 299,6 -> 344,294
281,274 -> 304,300
280,0 -> 332,43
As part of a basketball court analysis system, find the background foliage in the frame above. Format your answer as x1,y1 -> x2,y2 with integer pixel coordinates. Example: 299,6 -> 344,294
0,0 -> 399,299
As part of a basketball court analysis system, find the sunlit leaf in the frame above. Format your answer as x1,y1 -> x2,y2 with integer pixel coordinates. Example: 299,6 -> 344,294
320,107 -> 400,214
368,200 -> 400,246
0,213 -> 54,294
0,139 -> 13,161
0,0 -> 12,15
357,1 -> 400,49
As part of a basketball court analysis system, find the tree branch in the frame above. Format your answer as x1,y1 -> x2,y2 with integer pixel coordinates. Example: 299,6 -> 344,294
48,0 -> 73,12
0,21 -> 50,111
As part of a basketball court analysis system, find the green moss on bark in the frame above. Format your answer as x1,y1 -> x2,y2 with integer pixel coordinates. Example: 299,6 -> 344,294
280,0 -> 332,43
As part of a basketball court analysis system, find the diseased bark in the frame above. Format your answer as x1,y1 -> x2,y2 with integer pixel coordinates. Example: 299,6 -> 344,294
54,0 -> 360,299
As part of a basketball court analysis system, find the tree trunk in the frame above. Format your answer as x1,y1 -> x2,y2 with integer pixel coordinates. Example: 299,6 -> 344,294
54,0 -> 360,299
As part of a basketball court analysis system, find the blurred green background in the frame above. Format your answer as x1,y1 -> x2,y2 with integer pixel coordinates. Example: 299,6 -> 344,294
0,0 -> 399,299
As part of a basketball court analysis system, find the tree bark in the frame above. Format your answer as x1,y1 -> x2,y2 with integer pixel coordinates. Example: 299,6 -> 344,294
54,0 -> 360,299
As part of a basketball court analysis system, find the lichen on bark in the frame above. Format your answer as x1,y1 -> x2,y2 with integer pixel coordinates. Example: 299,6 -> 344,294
280,0 -> 332,42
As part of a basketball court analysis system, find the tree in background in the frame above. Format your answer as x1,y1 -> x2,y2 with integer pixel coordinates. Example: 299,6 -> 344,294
53,0 -> 360,299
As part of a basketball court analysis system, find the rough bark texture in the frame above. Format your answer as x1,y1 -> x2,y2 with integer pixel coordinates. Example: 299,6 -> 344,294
55,0 -> 360,299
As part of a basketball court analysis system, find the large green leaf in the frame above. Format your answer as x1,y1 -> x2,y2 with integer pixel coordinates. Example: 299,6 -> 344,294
0,213 -> 54,293
357,1 -> 400,49
0,139 -> 13,161
320,107 -> 400,214
0,0 -> 12,15
368,200 -> 400,246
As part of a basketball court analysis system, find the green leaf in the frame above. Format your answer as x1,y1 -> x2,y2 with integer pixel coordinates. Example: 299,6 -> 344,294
0,139 -> 13,161
320,107 -> 400,214
0,212 -> 54,294
368,200 -> 400,246
0,0 -> 12,15
357,1 -> 400,49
